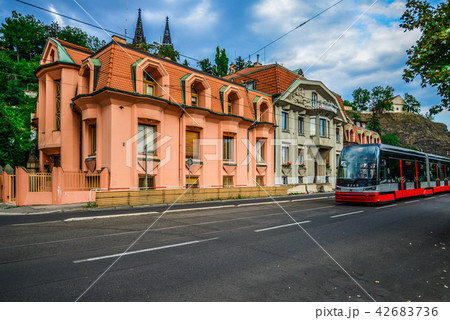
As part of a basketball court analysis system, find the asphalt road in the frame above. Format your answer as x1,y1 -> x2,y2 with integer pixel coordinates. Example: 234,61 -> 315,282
0,193 -> 449,302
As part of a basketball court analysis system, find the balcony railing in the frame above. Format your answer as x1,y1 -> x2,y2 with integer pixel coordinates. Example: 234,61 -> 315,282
304,100 -> 338,114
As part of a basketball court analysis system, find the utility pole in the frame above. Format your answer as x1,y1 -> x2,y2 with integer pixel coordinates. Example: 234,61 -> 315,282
144,144 -> 148,190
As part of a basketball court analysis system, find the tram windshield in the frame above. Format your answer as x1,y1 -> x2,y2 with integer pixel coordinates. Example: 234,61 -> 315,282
337,145 -> 378,187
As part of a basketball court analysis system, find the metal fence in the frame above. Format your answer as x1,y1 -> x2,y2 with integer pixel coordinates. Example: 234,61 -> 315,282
64,172 -> 101,191
29,173 -> 52,192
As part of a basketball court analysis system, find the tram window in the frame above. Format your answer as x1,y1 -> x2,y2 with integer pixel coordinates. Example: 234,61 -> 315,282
386,158 -> 401,183
446,165 -> 450,183
379,157 -> 388,183
337,145 -> 378,186
403,160 -> 416,183
429,162 -> 438,182
418,162 -> 427,182
438,164 -> 445,181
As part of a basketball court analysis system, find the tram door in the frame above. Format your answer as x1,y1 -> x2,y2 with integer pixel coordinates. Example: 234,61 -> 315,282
402,160 -> 416,190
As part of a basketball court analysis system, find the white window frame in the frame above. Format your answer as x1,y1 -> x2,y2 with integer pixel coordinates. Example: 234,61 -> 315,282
310,116 -> 316,136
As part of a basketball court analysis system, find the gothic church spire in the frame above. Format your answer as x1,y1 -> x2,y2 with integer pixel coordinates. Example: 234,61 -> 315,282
133,9 -> 146,46
162,16 -> 172,46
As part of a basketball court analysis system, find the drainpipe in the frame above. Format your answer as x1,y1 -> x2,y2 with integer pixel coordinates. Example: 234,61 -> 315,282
70,103 -> 82,171
179,107 -> 186,187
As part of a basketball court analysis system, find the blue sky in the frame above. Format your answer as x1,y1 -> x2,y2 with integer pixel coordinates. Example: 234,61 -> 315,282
2,0 -> 449,128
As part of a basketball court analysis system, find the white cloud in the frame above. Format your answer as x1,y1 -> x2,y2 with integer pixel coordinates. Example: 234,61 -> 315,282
48,5 -> 64,26
178,0 -> 217,32
360,0 -> 405,18
249,1 -> 420,94
249,0 -> 309,34
141,0 -> 217,38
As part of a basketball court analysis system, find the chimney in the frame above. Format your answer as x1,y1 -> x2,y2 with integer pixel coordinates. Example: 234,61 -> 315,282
254,54 -> 262,67
112,35 -> 126,44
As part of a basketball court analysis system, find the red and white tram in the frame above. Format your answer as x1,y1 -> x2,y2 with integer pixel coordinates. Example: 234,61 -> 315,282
335,144 -> 450,204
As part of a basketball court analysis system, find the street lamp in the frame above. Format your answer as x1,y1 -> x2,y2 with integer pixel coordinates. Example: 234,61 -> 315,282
186,157 -> 193,188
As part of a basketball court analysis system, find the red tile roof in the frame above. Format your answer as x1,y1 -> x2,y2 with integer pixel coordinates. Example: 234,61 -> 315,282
225,64 -> 304,95
54,39 -> 273,122
54,38 -> 92,53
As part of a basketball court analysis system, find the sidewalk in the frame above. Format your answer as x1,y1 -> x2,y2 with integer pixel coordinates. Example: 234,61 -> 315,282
0,203 -> 86,215
0,192 -> 334,216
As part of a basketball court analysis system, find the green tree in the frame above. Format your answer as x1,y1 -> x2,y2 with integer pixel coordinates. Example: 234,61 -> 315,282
371,85 -> 395,114
403,93 -> 421,113
400,0 -> 450,110
0,11 -> 47,61
425,104 -> 443,120
0,102 -> 35,167
197,58 -> 214,74
351,88 -> 371,111
183,59 -> 189,66
352,86 -> 394,114
367,114 -> 382,133
342,99 -> 353,109
381,133 -> 400,146
157,44 -> 180,61
234,56 -> 246,71
213,46 -> 229,77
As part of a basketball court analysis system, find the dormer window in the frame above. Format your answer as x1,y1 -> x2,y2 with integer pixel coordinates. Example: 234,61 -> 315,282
143,73 -> 155,96
191,85 -> 198,106
245,80 -> 256,90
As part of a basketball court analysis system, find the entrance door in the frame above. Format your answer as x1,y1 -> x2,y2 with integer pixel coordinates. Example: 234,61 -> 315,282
314,159 -> 318,183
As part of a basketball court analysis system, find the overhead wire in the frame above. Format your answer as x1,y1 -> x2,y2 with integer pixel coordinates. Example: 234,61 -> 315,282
14,0 -> 200,62
246,0 -> 344,59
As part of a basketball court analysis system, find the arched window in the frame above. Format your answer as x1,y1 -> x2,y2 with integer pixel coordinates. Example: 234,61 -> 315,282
191,85 -> 198,106
143,72 -> 156,96
79,67 -> 91,94
185,74 -> 211,109
136,58 -> 170,99
227,92 -> 240,115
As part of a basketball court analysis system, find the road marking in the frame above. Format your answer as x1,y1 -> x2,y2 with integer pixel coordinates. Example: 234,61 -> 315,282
73,237 -> 218,263
64,211 -> 159,221
405,200 -> 419,204
330,211 -> 363,219
291,196 -> 331,202
1,205 -> 334,250
254,220 -> 311,233
376,204 -> 397,210
8,220 -> 63,226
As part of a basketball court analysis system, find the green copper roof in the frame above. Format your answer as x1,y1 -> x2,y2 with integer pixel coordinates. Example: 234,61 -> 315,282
90,58 -> 101,66
219,85 -> 228,93
131,58 -> 143,67
49,38 -> 75,64
253,96 -> 261,103
181,73 -> 191,81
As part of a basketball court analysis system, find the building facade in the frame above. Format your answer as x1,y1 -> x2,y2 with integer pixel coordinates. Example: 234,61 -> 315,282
225,64 -> 349,186
34,37 -> 276,189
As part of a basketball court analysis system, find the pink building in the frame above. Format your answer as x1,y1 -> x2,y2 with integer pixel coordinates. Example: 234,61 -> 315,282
34,37 -> 276,189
